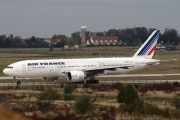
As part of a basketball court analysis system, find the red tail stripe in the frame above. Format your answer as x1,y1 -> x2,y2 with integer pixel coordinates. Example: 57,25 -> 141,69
148,45 -> 156,55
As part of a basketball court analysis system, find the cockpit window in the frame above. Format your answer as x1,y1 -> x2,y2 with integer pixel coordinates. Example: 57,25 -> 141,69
6,66 -> 13,69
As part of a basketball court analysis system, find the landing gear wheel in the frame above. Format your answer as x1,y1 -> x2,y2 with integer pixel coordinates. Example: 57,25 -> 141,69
17,80 -> 21,85
86,80 -> 91,84
86,80 -> 99,84
95,80 -> 99,84
93,80 -> 99,84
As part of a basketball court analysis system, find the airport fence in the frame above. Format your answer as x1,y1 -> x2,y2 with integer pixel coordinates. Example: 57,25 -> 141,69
0,79 -> 179,90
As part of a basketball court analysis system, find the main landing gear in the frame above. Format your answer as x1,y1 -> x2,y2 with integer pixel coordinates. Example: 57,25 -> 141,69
86,75 -> 99,84
86,79 -> 99,84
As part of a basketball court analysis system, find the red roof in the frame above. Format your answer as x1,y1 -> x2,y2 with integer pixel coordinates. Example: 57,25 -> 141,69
43,38 -> 61,44
43,38 -> 52,40
50,39 -> 61,44
87,36 -> 119,45
92,36 -> 118,41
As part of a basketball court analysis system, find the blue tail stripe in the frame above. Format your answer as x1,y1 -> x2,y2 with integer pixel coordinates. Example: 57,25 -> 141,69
142,37 -> 158,55
141,35 -> 159,55
138,30 -> 160,56
138,31 -> 159,55
138,30 -> 160,55
141,36 -> 157,55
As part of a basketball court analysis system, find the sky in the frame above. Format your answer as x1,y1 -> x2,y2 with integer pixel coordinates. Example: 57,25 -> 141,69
0,0 -> 180,38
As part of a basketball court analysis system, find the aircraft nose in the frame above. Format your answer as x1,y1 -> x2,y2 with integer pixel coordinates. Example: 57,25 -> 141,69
3,69 -> 9,75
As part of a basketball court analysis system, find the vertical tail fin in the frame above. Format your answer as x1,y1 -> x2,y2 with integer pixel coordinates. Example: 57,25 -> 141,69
133,30 -> 160,59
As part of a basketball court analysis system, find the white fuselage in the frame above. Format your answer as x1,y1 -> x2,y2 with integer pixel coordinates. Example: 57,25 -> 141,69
3,57 -> 159,78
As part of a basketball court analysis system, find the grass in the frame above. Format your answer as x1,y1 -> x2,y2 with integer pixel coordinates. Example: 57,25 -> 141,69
144,96 -> 173,102
0,83 -> 179,119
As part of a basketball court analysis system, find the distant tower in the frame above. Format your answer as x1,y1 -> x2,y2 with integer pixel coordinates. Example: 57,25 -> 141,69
80,25 -> 87,46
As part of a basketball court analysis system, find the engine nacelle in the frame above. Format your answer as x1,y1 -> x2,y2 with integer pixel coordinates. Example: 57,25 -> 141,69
67,71 -> 86,82
43,77 -> 59,81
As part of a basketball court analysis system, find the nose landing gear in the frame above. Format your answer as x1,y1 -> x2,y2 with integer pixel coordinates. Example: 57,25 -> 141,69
17,80 -> 21,85
14,77 -> 21,85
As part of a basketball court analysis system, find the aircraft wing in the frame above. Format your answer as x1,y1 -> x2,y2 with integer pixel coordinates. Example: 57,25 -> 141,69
62,65 -> 133,74
84,65 -> 133,71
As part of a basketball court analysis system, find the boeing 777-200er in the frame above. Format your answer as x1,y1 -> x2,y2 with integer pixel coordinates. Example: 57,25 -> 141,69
3,30 -> 160,85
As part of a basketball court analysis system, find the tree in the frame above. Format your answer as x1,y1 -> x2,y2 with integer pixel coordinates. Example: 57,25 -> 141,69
163,28 -> 179,45
52,34 -> 67,42
4,38 -> 11,48
52,35 -> 58,39
56,40 -> 65,47
71,32 -> 80,38
36,38 -> 49,48
136,27 -> 148,43
25,36 -> 37,47
0,35 -> 7,48
64,85 -> 75,94
0,37 -> 4,48
74,95 -> 93,114
71,32 -> 81,45
11,36 -> 24,48
172,95 -> 180,109
36,88 -> 61,114
38,88 -> 60,101
117,84 -> 139,105
117,85 -> 142,113
95,32 -> 105,36
36,100 -> 52,114
25,36 -> 36,47
25,36 -> 49,48
106,29 -> 119,36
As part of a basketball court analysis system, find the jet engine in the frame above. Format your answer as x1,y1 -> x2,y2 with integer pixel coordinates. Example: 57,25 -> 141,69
43,77 -> 59,81
67,71 -> 86,82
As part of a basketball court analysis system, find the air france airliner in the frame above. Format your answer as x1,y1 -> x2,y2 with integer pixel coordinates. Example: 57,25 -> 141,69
3,30 -> 160,85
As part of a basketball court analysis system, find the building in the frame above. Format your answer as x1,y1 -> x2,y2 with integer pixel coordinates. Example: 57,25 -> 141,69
43,38 -> 61,45
86,36 -> 120,46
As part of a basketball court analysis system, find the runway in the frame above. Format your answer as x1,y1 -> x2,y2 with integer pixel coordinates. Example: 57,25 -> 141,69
97,74 -> 180,77
0,74 -> 180,87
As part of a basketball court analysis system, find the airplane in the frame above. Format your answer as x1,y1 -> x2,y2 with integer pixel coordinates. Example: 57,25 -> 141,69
3,30 -> 160,85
